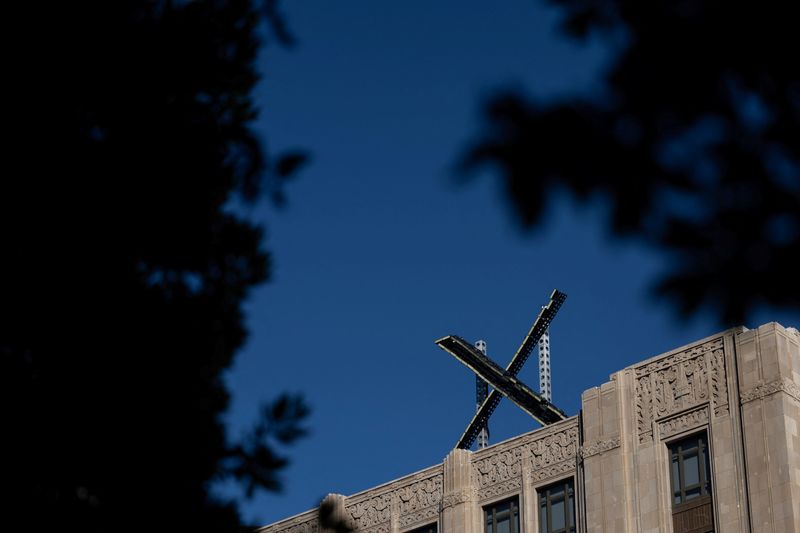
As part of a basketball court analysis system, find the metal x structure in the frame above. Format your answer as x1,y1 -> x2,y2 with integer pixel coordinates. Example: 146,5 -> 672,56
436,289 -> 568,449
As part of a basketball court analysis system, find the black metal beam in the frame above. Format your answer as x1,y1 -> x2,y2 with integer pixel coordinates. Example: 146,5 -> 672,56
436,289 -> 567,449
436,336 -> 567,448
505,289 -> 567,377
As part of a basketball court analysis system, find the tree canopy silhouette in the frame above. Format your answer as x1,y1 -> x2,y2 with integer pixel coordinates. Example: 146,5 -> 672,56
462,1 -> 799,324
4,1 -> 308,532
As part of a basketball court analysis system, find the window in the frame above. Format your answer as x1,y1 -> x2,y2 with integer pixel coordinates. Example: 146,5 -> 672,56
668,432 -> 714,533
484,496 -> 520,533
538,478 -> 576,533
406,524 -> 437,533
669,433 -> 711,504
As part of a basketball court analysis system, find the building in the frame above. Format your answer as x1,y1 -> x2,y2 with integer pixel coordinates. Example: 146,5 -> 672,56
259,322 -> 800,533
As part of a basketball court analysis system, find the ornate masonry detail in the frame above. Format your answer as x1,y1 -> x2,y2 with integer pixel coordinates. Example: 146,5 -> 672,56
710,346 -> 729,417
529,460 -> 577,483
529,426 -> 579,470
479,478 -> 522,500
257,512 -> 318,533
580,436 -> 621,459
342,468 -> 443,532
346,491 -> 393,533
395,473 -> 443,528
282,522 -> 319,533
658,407 -> 709,440
441,487 -> 478,509
473,445 -> 525,500
471,420 -> 578,499
529,424 -> 578,483
635,337 -> 728,444
740,377 -> 800,404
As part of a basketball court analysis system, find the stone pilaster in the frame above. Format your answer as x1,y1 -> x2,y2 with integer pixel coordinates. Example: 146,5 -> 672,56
581,378 -> 628,532
441,448 -> 479,533
737,323 -> 800,533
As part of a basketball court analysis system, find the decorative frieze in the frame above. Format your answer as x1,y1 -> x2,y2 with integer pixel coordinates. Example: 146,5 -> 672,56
347,491 -> 392,533
529,426 -> 579,469
740,377 -> 800,404
257,512 -> 319,533
580,437 -> 621,459
398,505 -> 439,529
635,337 -> 728,443
473,439 -> 525,500
471,420 -> 579,498
658,407 -> 709,440
343,469 -> 443,532
395,473 -> 443,528
479,478 -> 522,500
529,460 -> 577,483
281,522 -> 319,533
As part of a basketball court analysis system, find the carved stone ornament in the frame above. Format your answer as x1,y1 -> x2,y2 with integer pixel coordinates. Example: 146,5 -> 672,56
529,426 -> 579,470
441,487 -> 477,509
281,522 -> 319,533
395,473 -> 443,528
472,445 -> 525,499
658,407 -> 709,440
529,460 -> 578,483
473,420 -> 579,499
580,437 -> 621,459
344,469 -> 443,532
635,337 -> 728,444
740,377 -> 800,404
347,491 -> 393,533
257,511 -> 319,533
479,478 -> 522,500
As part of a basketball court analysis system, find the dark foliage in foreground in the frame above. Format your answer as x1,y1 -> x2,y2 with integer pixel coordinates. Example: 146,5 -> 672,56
463,1 -> 800,324
4,1 -> 308,531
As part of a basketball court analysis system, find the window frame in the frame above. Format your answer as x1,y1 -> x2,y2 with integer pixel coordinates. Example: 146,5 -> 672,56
483,495 -> 520,533
667,431 -> 712,506
537,477 -> 576,533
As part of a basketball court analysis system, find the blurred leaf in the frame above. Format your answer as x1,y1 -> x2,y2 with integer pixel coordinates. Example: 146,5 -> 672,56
462,0 -> 800,324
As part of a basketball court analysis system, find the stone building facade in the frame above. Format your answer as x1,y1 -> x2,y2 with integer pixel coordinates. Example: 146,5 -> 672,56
258,322 -> 800,533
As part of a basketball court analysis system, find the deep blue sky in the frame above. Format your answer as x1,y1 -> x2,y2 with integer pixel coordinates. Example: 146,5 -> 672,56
220,1 -> 800,525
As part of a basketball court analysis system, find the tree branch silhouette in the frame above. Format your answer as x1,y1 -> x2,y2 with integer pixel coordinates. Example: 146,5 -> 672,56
5,1 -> 309,532
462,1 -> 799,324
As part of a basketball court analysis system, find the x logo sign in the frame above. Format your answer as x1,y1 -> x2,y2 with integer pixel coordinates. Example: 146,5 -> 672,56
436,289 -> 568,449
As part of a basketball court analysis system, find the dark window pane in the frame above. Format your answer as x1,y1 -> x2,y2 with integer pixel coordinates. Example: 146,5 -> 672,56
684,454 -> 699,486
540,502 -> 547,533
552,499 -> 565,530
568,494 -> 574,526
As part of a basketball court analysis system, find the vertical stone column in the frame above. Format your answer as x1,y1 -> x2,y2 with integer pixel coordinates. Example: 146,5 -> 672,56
580,378 -> 630,533
441,448 -> 479,533
521,459 -> 536,533
737,323 -> 800,533
707,331 -> 749,532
